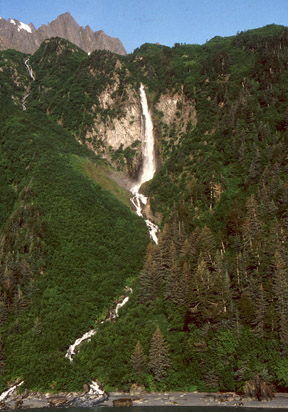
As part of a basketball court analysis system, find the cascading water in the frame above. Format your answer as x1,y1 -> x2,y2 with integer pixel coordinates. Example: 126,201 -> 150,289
65,288 -> 132,361
24,58 -> 35,81
0,381 -> 24,402
130,84 -> 159,244
21,58 -> 35,110
64,290 -> 132,399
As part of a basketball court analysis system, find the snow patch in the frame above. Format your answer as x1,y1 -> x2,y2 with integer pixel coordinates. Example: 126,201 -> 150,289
18,21 -> 32,33
9,19 -> 16,25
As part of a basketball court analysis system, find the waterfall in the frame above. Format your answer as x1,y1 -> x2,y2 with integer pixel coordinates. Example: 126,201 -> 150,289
0,381 -> 24,402
65,289 -> 132,361
22,58 -> 35,110
65,329 -> 97,361
24,58 -> 35,81
130,84 -> 159,244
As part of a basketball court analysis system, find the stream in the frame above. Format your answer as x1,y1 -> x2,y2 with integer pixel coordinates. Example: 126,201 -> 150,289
21,58 -> 35,110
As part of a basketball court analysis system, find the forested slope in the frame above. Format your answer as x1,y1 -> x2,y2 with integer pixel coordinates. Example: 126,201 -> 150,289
0,24 -> 288,394
0,104 -> 148,390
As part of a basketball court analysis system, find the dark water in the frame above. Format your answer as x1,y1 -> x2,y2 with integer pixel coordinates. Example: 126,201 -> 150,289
14,407 -> 288,412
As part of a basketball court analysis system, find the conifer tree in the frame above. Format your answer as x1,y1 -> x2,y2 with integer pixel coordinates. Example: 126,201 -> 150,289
253,283 -> 268,338
131,340 -> 147,383
32,317 -> 42,337
154,225 -> 176,282
273,249 -> 288,345
0,339 -> 5,375
242,194 -> 264,255
198,225 -> 216,268
194,257 -> 210,294
226,200 -> 243,237
0,300 -> 7,324
180,227 -> 200,269
12,285 -> 26,314
166,260 -> 191,307
148,327 -> 170,381
210,251 -> 231,321
139,243 -> 162,304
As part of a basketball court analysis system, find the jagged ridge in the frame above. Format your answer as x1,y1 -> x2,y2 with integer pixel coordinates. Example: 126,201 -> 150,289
0,12 -> 126,55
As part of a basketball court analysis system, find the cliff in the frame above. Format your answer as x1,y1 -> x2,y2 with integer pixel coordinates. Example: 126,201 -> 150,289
0,12 -> 126,55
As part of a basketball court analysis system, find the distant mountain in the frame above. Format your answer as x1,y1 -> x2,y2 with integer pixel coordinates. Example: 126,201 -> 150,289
0,12 -> 126,55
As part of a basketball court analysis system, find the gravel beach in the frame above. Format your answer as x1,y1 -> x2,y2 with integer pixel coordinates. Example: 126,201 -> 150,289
102,391 -> 288,408
1,389 -> 288,409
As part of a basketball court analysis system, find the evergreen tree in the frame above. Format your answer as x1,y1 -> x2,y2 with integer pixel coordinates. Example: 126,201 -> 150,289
209,251 -> 231,322
0,339 -> 5,375
154,224 -> 176,281
131,340 -> 147,383
139,243 -> 162,304
165,260 -> 191,307
148,327 -> 170,381
198,225 -> 216,269
253,283 -> 268,338
242,194 -> 264,255
273,249 -> 288,345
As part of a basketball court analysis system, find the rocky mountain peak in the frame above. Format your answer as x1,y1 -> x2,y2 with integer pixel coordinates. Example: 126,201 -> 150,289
0,12 -> 126,55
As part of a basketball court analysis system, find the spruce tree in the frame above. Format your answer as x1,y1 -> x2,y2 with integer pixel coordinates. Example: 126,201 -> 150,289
148,327 -> 170,381
0,339 -> 5,375
139,243 -> 162,304
198,225 -> 216,268
253,283 -> 268,338
273,249 -> 288,345
131,341 -> 147,383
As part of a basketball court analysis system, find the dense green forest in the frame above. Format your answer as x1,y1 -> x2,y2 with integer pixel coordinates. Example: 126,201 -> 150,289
1,24 -> 288,394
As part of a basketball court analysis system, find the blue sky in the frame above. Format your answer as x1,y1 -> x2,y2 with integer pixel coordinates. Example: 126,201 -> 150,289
1,0 -> 287,53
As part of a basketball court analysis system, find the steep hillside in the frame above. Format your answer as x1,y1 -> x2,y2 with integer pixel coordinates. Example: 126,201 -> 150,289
1,24 -> 288,394
0,104 -> 148,390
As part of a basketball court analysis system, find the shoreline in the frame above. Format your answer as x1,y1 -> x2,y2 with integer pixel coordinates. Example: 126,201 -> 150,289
1,389 -> 288,409
102,391 -> 288,408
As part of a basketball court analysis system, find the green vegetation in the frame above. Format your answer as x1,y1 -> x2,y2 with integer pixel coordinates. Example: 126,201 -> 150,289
1,25 -> 288,394
0,103 -> 148,391
69,155 -> 131,207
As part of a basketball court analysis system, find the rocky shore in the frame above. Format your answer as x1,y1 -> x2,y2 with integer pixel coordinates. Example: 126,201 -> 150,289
0,382 -> 108,410
104,391 -> 288,408
0,382 -> 287,409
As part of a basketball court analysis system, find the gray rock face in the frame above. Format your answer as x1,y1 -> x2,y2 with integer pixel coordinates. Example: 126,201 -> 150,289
0,12 -> 126,55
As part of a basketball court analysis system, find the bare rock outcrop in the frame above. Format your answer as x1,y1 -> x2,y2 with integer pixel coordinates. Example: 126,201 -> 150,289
0,13 -> 126,55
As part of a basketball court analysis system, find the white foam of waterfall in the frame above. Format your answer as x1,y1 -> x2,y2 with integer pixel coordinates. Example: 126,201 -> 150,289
130,84 -> 159,244
65,291 -> 132,361
0,381 -> 24,402
88,380 -> 105,396
22,58 -> 35,110
65,329 -> 96,361
111,296 -> 129,319
24,58 -> 35,81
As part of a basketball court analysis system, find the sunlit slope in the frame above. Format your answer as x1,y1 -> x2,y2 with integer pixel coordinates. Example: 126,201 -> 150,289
70,155 -> 131,208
